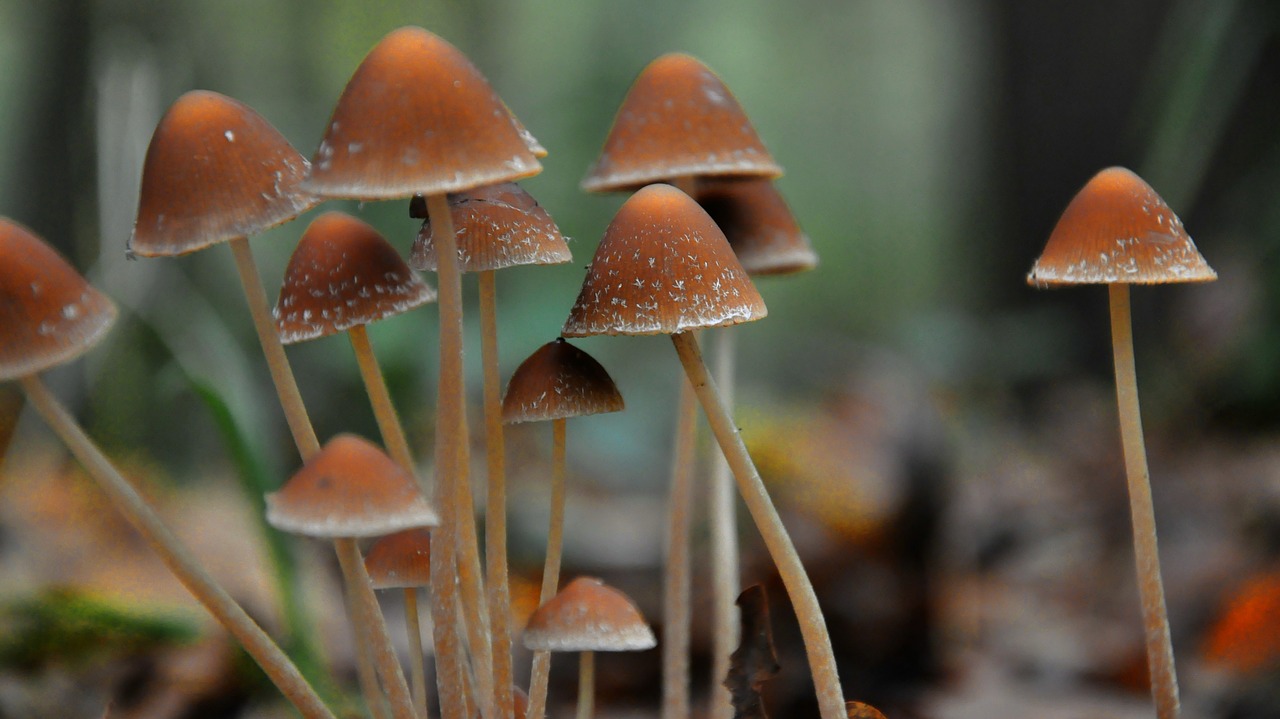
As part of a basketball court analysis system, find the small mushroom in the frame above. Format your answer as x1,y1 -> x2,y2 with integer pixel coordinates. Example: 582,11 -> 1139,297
365,529 -> 434,719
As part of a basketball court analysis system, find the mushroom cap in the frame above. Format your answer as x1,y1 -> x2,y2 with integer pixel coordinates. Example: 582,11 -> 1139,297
129,90 -> 320,257
696,178 -> 817,276
303,26 -> 541,200
0,218 -> 118,381
265,434 -> 438,538
410,183 -> 571,273
364,528 -> 432,589
581,53 -> 782,193
522,577 -> 656,652
274,212 -> 436,344
562,183 -> 766,337
1027,167 -> 1217,287
501,338 -> 624,424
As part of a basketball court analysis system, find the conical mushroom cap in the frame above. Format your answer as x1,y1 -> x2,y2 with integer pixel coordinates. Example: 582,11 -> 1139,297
265,434 -> 438,538
129,91 -> 320,257
562,184 -> 766,337
1027,167 -> 1217,287
304,26 -> 541,200
274,212 -> 436,344
502,338 -> 624,424
410,183 -> 571,273
581,53 -> 782,193
1,219 -> 117,381
697,179 -> 817,276
364,528 -> 432,589
522,577 -> 656,652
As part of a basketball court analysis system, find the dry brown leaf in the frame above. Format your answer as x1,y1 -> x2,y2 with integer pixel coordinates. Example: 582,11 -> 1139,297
724,584 -> 780,719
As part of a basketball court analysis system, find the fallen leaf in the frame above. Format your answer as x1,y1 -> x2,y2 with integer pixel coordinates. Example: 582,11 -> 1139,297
724,584 -> 780,719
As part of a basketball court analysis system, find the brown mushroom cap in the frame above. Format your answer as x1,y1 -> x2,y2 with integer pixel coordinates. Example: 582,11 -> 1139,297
501,338 -> 624,424
581,53 -> 782,193
303,26 -> 541,200
274,212 -> 436,344
522,577 -> 656,652
364,528 -> 432,589
129,91 -> 320,257
0,218 -> 117,381
1027,166 -> 1217,287
562,183 -> 766,337
696,178 -> 817,276
410,183 -> 571,273
265,434 -> 438,538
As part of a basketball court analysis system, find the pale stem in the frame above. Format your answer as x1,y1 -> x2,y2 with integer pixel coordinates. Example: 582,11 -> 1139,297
427,191 -> 478,719
355,622 -> 392,719
526,418 -> 568,719
405,589 -> 430,719
334,538 -> 417,719
708,329 -> 739,719
19,374 -> 336,719
348,324 -> 416,473
479,269 -> 516,719
576,651 -> 595,719
662,375 -> 697,719
670,332 -> 846,719
455,432 -> 498,719
1109,283 -> 1180,719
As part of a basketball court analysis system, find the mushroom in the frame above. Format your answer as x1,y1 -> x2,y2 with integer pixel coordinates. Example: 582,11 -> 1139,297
1,218 -> 334,719
1027,166 -> 1216,719
562,183 -> 846,719
500,338 -> 624,719
302,26 -> 541,719
411,182 -> 571,705
522,577 -> 656,719
365,529 -> 435,719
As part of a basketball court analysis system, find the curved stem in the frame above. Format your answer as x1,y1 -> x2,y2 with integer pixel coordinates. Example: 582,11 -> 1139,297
335,538 -> 417,719
1109,284 -> 1179,719
670,332 -> 846,719
405,589 -> 429,719
19,374 -> 336,719
576,651 -> 595,719
708,329 -> 739,719
349,324 -> 416,473
526,418 -> 568,719
663,375 -> 697,719
479,269 -> 516,719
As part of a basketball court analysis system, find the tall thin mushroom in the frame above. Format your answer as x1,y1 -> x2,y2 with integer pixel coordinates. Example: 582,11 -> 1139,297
562,183 -> 847,719
2,218 -> 335,719
1027,166 -> 1216,719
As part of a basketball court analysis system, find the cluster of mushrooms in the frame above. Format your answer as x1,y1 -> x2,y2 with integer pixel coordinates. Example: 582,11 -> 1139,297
0,22 -> 1216,719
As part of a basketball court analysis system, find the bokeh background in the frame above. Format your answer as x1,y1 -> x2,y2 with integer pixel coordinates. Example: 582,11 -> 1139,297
1,1 -> 1279,717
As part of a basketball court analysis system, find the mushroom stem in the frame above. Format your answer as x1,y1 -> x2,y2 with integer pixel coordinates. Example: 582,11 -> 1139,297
454,437 -> 498,717
662,375 -> 697,719
404,588 -> 430,719
349,324 -> 416,473
18,374 -> 337,719
1108,283 -> 1180,719
708,329 -> 739,719
576,651 -> 595,719
355,627 -> 392,719
334,538 -> 417,719
670,331 -> 846,719
227,236 -> 320,458
526,418 -> 568,719
427,192 -> 482,719
479,269 -> 516,719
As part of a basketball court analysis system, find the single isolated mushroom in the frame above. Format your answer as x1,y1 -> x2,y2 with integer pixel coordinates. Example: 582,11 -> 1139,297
302,26 -> 542,719
1,218 -> 334,719
522,577 -> 656,719
365,529 -> 434,719
562,183 -> 847,719
501,338 -> 624,719
1027,166 -> 1216,719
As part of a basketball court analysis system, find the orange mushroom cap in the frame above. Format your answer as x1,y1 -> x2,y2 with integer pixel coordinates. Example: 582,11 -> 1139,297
581,53 -> 782,193
363,528 -> 432,589
1026,167 -> 1216,287
129,91 -> 320,257
274,211 -> 436,344
265,434 -> 438,538
410,183 -> 571,273
304,26 -> 541,200
522,576 -> 656,652
501,338 -> 624,424
1,218 -> 117,381
562,184 -> 766,337
696,178 -> 817,276
1201,569 -> 1280,676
